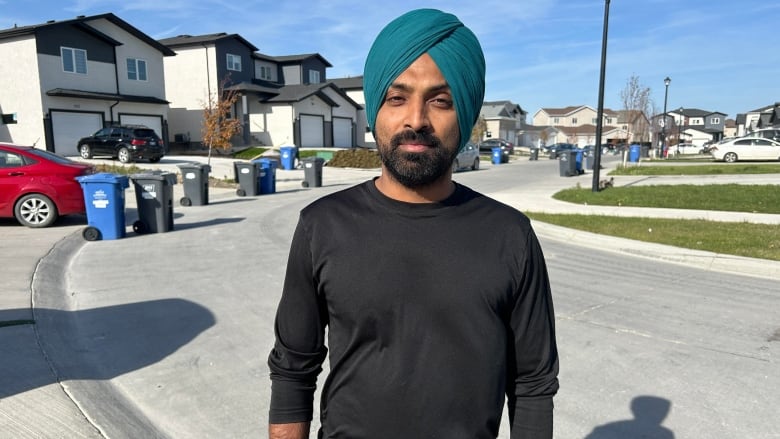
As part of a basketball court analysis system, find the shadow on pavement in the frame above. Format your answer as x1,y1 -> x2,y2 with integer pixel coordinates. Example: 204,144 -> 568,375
0,299 -> 215,399
583,395 -> 675,438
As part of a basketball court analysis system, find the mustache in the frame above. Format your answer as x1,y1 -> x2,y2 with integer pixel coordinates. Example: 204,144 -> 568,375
390,130 -> 443,149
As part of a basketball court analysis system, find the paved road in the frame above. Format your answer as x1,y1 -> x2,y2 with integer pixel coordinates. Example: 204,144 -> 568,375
1,155 -> 778,438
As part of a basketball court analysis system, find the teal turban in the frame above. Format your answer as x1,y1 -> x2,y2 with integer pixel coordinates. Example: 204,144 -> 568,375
363,9 -> 486,151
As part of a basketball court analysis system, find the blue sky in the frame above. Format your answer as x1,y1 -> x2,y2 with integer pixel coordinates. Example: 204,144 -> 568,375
2,0 -> 777,119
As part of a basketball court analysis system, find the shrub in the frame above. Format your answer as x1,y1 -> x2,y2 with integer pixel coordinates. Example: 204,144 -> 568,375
327,148 -> 382,168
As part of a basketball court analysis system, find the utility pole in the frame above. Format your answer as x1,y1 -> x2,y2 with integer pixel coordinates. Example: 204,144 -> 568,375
591,0 -> 611,192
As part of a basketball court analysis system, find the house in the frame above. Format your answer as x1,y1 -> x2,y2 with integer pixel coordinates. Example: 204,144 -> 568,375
329,75 -> 372,148
479,101 -> 527,146
0,13 -> 175,155
159,33 -> 362,149
735,102 -> 780,136
531,105 -> 633,146
663,108 -> 727,147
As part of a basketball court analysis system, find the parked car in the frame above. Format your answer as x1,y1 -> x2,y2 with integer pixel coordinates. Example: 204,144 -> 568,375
671,143 -> 704,155
709,137 -> 780,163
453,142 -> 480,172
77,125 -> 165,163
543,142 -> 577,158
747,128 -> 780,142
0,143 -> 94,227
478,138 -> 514,155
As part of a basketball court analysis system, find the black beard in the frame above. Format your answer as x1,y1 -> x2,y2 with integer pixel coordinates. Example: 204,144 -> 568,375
378,130 -> 458,188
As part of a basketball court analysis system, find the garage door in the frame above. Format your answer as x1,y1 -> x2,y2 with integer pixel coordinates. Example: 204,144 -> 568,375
119,115 -> 163,139
333,117 -> 352,147
51,111 -> 103,156
300,115 -> 324,147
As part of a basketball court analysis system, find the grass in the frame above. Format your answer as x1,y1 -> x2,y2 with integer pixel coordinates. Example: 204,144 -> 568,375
525,212 -> 780,261
553,184 -> 780,214
609,163 -> 780,176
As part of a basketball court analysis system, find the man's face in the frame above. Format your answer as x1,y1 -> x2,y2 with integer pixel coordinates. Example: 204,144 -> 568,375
374,54 -> 460,188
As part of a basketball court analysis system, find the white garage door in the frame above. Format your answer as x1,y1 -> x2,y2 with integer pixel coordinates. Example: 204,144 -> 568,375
119,115 -> 163,139
333,117 -> 352,147
300,115 -> 324,147
51,111 -> 103,156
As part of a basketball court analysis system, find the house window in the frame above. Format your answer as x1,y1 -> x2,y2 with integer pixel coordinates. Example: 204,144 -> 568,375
259,65 -> 272,80
710,117 -> 720,125
126,58 -> 147,81
553,117 -> 560,124
605,117 -> 613,124
227,53 -> 242,72
571,118 -> 578,124
592,118 -> 597,124
61,47 -> 87,74
309,70 -> 321,84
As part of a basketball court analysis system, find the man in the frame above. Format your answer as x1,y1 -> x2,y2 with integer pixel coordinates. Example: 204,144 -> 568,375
268,9 -> 559,439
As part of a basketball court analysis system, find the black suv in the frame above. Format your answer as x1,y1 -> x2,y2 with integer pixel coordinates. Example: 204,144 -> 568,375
77,125 -> 164,163
478,138 -> 514,155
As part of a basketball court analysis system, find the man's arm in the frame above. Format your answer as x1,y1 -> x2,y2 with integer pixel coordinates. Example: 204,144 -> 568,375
269,422 -> 310,439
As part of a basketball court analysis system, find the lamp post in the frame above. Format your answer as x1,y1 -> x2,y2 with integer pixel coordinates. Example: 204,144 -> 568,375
591,0 -> 611,192
660,76 -> 670,159
677,107 -> 683,152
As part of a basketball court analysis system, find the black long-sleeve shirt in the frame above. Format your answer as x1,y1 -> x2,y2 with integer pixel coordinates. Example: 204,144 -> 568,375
269,180 -> 559,438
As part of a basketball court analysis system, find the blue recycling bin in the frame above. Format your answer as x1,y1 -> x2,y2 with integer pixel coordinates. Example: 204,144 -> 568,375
280,146 -> 297,170
76,173 -> 129,241
253,158 -> 278,194
491,147 -> 503,165
575,149 -> 584,174
629,144 -> 641,162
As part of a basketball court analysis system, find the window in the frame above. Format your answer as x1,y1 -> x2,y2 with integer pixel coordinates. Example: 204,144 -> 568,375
61,47 -> 87,74
710,117 -> 720,125
259,65 -> 272,80
571,118 -> 578,124
552,117 -> 560,124
592,118 -> 597,124
126,58 -> 147,81
309,70 -> 321,83
227,54 -> 242,72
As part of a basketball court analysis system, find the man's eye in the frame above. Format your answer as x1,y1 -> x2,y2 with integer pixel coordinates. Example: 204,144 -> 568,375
431,98 -> 453,108
386,96 -> 405,104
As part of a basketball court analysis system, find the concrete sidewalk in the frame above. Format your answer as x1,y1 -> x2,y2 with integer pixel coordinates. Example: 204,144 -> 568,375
1,156 -> 778,438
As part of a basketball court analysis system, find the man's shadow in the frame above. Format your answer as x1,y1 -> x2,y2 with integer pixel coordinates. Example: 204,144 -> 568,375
584,395 -> 674,439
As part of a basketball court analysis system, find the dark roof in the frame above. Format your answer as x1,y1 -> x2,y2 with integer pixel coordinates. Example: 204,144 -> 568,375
257,53 -> 333,68
46,88 -> 169,104
262,82 -> 361,109
0,13 -> 175,56
735,113 -> 747,124
225,81 -> 281,97
675,108 -> 727,117
482,101 -> 527,118
540,105 -> 619,117
328,76 -> 364,90
158,32 -> 258,51
747,102 -> 780,113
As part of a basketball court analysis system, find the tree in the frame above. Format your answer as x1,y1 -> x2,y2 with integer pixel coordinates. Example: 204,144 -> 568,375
201,77 -> 242,164
619,74 -> 653,144
470,115 -> 487,143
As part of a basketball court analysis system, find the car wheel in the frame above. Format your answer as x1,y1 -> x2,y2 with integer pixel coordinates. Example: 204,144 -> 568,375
14,194 -> 58,228
472,158 -> 479,170
79,144 -> 93,159
118,147 -> 132,163
724,152 -> 738,163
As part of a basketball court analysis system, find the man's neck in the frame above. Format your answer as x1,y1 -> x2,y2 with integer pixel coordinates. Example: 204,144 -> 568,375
374,170 -> 455,203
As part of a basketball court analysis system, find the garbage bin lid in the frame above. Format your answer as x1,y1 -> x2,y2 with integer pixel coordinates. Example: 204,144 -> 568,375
130,172 -> 177,184
76,172 -> 130,187
177,162 -> 211,172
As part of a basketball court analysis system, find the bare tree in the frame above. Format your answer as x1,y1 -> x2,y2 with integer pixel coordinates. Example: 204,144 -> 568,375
619,74 -> 653,143
201,77 -> 242,164
470,115 -> 487,143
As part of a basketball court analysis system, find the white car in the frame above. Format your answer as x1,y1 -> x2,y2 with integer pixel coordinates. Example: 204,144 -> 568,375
670,143 -> 703,155
709,137 -> 780,163
453,142 -> 480,172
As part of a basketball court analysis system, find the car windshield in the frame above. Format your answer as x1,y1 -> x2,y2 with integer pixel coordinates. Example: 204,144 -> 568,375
26,148 -> 80,165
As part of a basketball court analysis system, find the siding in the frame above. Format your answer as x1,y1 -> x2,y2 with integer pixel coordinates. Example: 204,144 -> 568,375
0,36 -> 45,145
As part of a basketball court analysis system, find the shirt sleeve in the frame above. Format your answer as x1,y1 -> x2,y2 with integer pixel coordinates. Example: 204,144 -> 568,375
268,216 -> 328,424
507,228 -> 560,439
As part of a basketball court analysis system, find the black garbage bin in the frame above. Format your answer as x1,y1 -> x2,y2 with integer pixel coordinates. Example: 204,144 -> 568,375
301,157 -> 325,188
529,148 -> 539,161
234,161 -> 260,196
178,163 -> 211,206
130,172 -> 176,234
585,149 -> 595,170
559,150 -> 577,177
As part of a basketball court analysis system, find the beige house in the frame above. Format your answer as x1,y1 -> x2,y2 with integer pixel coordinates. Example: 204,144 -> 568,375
0,13 -> 174,155
159,33 -> 362,149
532,105 -> 638,146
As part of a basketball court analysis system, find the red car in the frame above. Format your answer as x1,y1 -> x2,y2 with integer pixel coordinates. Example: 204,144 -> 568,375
0,143 -> 94,227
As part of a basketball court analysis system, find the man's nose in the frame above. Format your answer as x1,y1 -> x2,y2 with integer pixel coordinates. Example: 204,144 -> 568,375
404,99 -> 431,132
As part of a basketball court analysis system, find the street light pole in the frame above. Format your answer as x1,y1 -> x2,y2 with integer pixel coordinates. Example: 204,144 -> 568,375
660,76 -> 670,159
591,0 -> 610,192
678,107 -> 683,150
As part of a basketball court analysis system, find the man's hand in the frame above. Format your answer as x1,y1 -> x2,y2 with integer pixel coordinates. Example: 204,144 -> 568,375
269,422 -> 310,439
